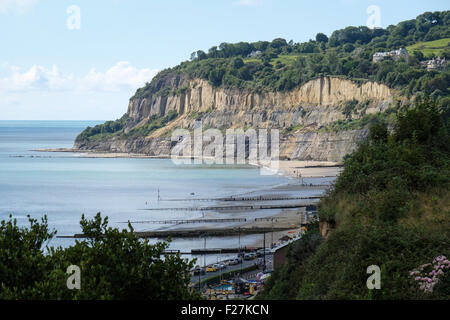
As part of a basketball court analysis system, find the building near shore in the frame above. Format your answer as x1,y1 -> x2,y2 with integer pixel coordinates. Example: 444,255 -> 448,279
272,233 -> 304,269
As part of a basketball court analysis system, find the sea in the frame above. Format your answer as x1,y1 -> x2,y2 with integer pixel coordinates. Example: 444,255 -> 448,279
0,120 -> 307,264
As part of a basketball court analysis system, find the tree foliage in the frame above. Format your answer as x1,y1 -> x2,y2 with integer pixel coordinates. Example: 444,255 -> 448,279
0,213 -> 197,300
259,98 -> 450,300
133,11 -> 449,103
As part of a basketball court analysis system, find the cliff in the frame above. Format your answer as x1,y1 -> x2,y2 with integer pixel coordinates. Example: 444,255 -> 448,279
74,76 -> 395,162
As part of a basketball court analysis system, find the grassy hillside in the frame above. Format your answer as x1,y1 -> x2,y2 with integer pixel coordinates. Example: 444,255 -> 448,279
259,98 -> 450,299
407,38 -> 450,57
243,54 -> 301,67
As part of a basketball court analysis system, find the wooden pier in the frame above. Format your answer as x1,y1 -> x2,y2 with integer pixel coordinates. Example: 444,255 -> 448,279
121,218 -> 247,225
140,202 -> 318,212
59,226 -> 296,240
160,195 -> 323,202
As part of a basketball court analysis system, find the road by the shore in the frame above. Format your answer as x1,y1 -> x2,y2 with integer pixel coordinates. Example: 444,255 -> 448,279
190,255 -> 272,284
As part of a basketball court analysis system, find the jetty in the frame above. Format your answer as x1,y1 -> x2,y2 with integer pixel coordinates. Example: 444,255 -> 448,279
160,195 -> 323,202
139,202 -> 318,212
121,218 -> 247,225
58,226 -> 296,240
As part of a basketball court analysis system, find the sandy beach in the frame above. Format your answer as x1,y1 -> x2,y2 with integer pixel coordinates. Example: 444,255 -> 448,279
277,160 -> 343,178
35,148 -> 343,179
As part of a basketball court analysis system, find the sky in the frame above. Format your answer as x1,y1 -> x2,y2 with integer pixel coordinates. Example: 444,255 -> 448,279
0,0 -> 449,120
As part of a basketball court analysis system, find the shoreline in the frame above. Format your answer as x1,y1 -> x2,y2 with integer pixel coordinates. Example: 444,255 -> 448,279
36,147 -> 339,248
34,148 -> 343,179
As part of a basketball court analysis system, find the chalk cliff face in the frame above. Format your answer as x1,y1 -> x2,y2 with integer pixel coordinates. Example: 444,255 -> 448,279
74,76 -> 394,162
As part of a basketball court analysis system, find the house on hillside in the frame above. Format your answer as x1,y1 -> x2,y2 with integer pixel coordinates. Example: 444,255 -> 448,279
247,50 -> 262,58
373,48 -> 409,63
420,57 -> 448,71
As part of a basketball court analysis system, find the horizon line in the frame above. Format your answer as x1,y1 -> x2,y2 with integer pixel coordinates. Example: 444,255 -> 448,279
0,119 -> 107,121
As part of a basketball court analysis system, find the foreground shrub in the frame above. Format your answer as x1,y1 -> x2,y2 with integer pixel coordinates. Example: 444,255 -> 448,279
0,213 -> 197,300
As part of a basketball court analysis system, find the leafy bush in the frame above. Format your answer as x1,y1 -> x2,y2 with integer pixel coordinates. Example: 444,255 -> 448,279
123,111 -> 178,139
0,213 -> 197,300
295,223 -> 449,299
257,222 -> 322,300
260,98 -> 450,300
75,114 -> 130,142
76,111 -> 178,142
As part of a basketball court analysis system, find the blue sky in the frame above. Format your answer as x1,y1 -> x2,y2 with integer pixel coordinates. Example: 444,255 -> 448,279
0,0 -> 448,120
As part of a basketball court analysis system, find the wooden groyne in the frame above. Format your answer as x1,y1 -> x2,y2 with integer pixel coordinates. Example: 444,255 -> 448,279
121,218 -> 247,225
59,226 -> 296,240
140,203 -> 317,212
160,195 -> 322,202
136,226 -> 295,238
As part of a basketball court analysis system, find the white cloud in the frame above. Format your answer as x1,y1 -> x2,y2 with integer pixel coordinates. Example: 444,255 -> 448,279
233,0 -> 262,7
0,0 -> 38,14
0,61 -> 158,93
81,61 -> 158,92
0,62 -> 159,119
7,65 -> 73,91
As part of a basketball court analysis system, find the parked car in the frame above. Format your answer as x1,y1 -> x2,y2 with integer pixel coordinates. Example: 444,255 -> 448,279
257,248 -> 272,256
191,266 -> 205,276
213,263 -> 226,270
244,253 -> 256,260
206,266 -> 217,272
231,257 -> 243,264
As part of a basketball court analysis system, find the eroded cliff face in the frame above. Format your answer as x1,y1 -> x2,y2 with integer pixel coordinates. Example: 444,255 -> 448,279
74,76 -> 394,162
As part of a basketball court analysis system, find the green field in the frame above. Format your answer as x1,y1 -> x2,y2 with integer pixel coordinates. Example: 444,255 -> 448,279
407,38 -> 450,57
244,54 -> 301,67
271,54 -> 300,66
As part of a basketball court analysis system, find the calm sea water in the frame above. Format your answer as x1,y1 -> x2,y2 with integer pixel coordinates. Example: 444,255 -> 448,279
0,121 -> 293,261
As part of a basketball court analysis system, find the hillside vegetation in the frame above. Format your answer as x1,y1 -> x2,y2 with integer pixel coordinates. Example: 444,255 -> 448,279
259,98 -> 450,299
407,38 -> 450,57
78,11 -> 450,143
0,213 -> 197,299
135,11 -> 449,98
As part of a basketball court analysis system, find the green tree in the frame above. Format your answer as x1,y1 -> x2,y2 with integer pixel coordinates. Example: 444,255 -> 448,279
0,213 -> 197,300
316,33 -> 329,43
231,57 -> 245,69
208,68 -> 226,86
0,215 -> 56,299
